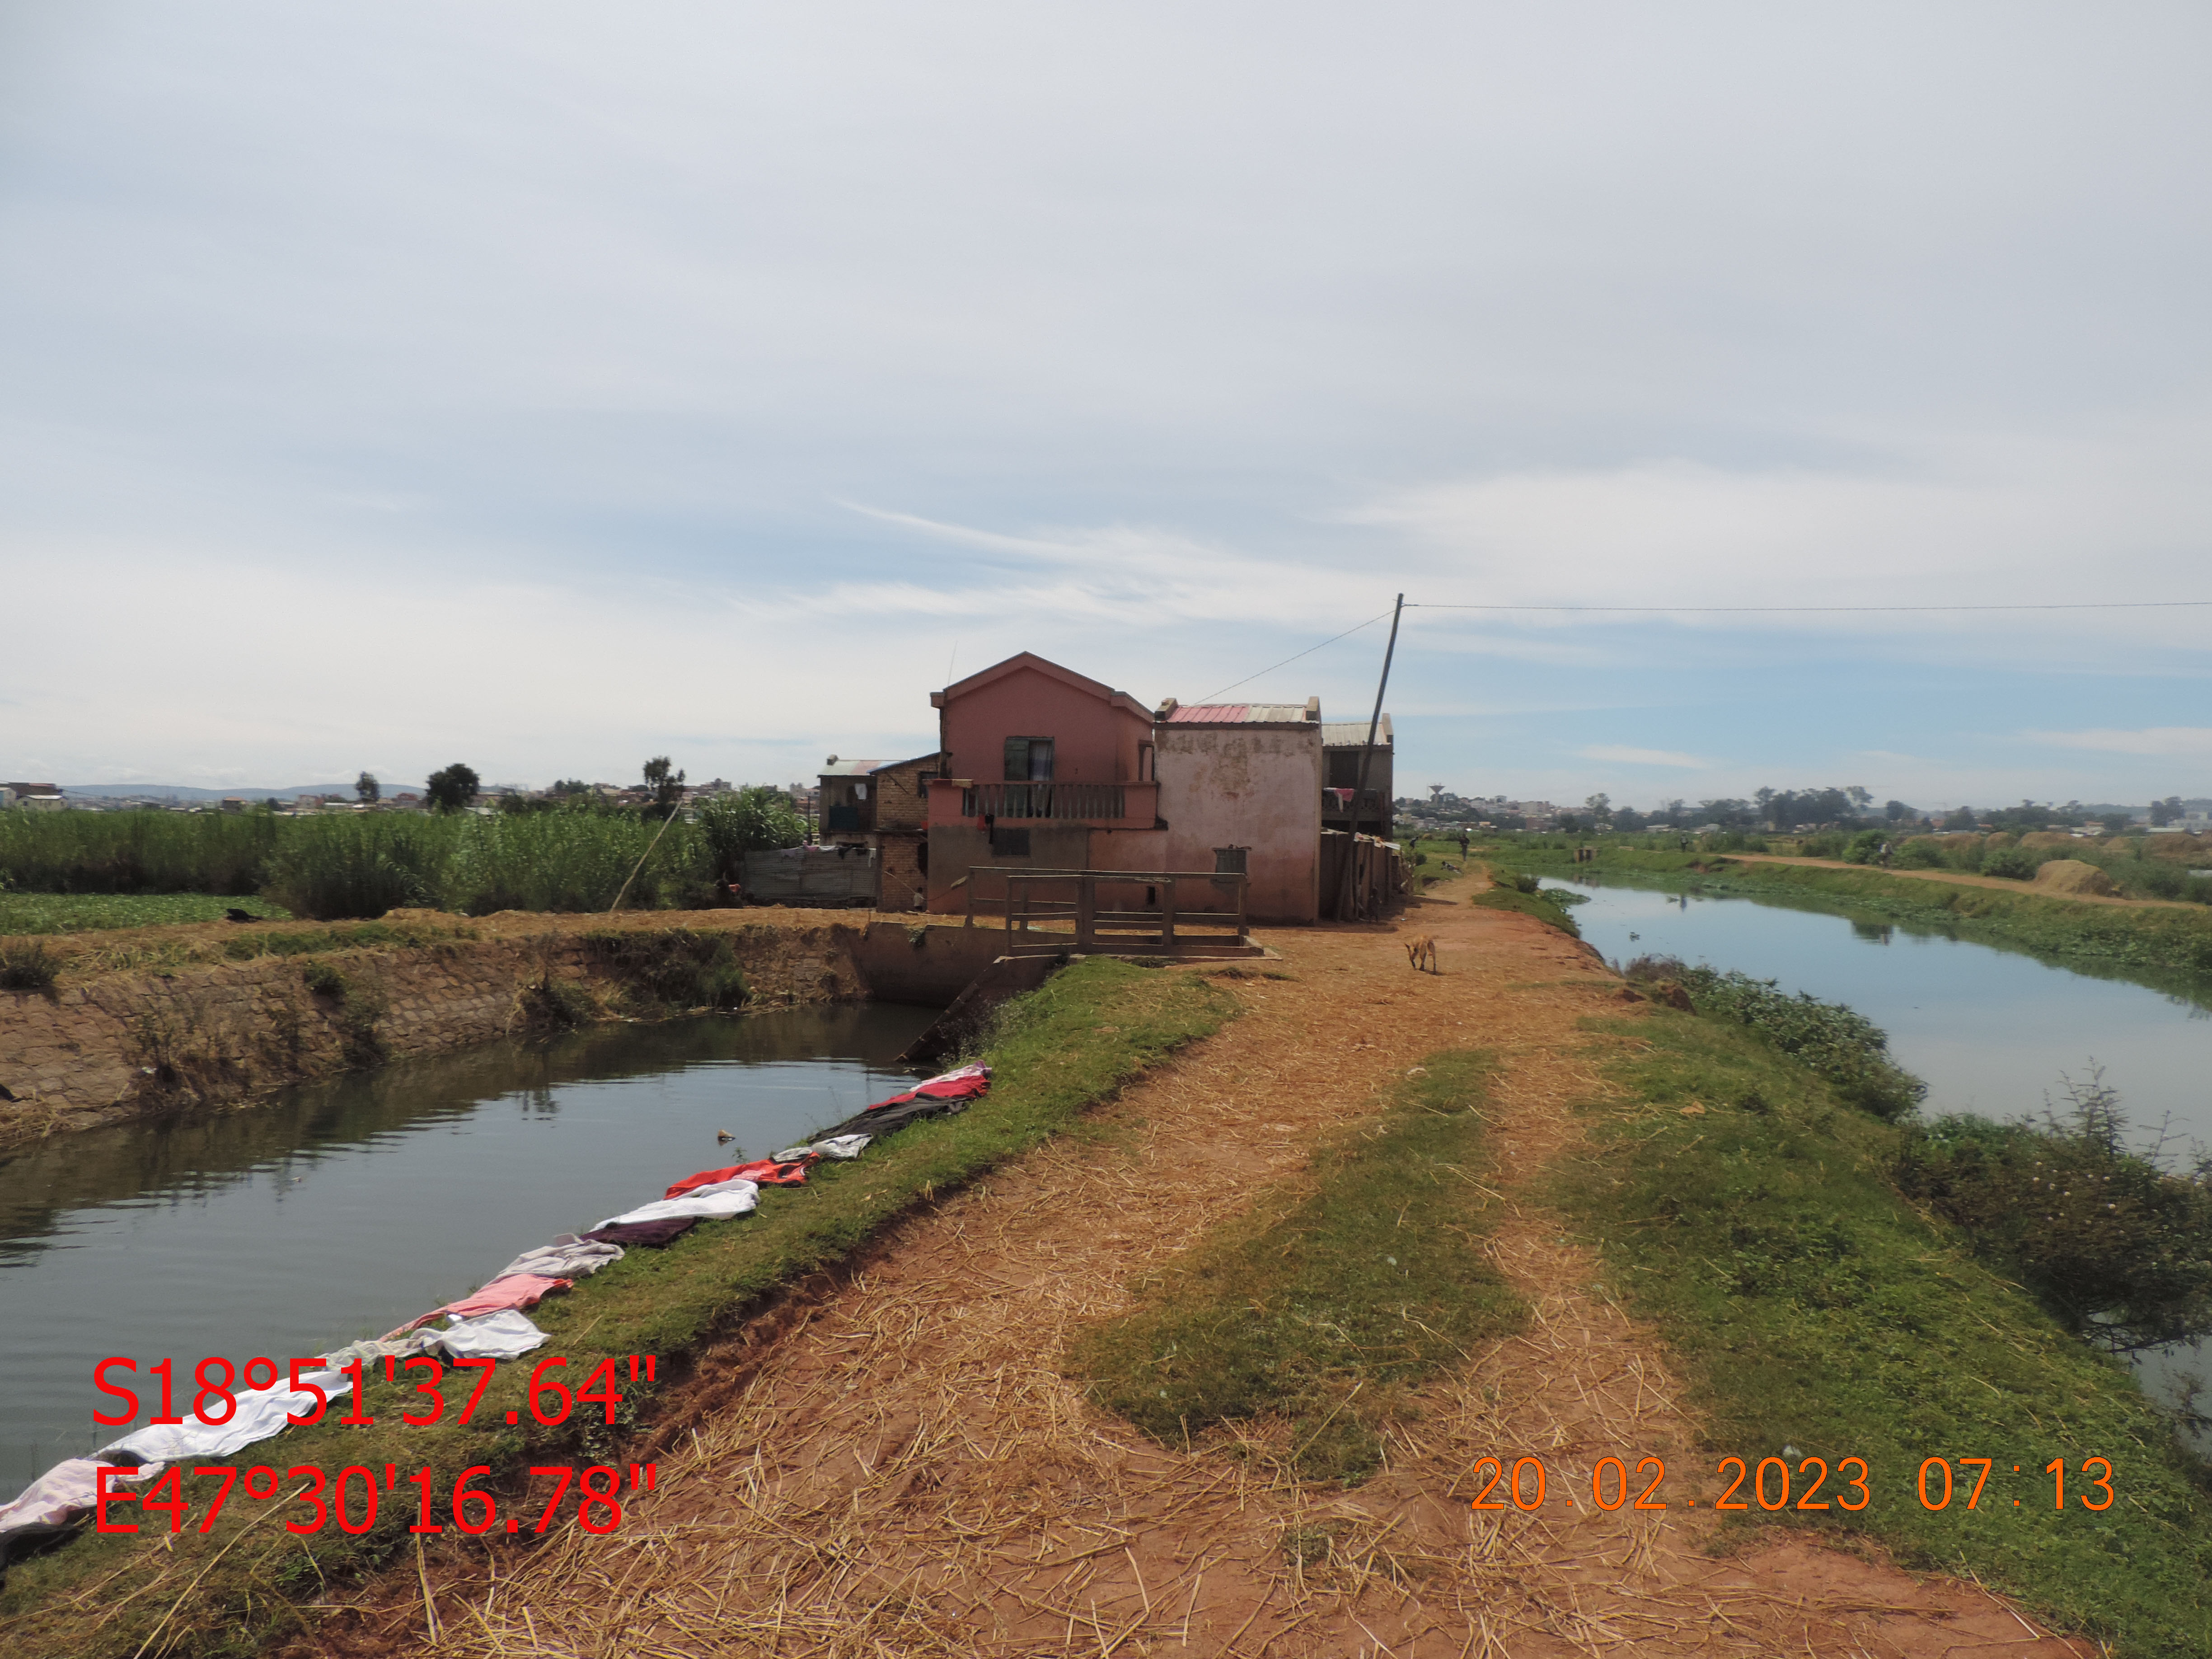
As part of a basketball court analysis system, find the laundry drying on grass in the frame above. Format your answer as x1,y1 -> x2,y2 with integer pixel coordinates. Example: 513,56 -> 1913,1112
0,1059 -> 995,1574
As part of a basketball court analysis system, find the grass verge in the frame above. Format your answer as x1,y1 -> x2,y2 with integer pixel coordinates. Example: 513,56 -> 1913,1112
1464,868 -> 1582,937
0,893 -> 292,935
1073,1050 -> 1525,1485
1490,845 -> 2212,992
0,957 -> 1233,1659
1556,1005 -> 2212,1655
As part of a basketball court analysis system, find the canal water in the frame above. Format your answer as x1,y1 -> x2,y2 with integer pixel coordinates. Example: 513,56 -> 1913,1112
1552,876 -> 2212,1136
0,1003 -> 936,1492
1553,872 -> 2212,1424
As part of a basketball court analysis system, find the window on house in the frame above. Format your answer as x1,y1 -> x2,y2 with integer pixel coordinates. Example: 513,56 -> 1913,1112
1004,737 -> 1054,781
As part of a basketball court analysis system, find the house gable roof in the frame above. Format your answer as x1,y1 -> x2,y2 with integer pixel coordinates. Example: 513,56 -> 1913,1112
930,652 -> 1151,721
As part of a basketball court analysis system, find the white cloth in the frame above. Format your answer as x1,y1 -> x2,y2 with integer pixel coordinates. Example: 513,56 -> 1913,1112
98,1367 -> 350,1466
433,1310 -> 547,1361
773,1134 -> 871,1162
0,1458 -> 156,1538
320,1330 -> 440,1366
594,1178 -> 758,1230
496,1235 -> 625,1281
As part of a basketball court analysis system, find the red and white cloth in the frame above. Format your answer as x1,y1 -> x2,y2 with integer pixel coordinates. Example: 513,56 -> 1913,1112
866,1062 -> 991,1113
392,1273 -> 572,1336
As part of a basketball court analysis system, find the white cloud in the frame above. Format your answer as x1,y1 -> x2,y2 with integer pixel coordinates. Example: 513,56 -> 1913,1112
2025,726 -> 2212,758
1579,745 -> 1714,769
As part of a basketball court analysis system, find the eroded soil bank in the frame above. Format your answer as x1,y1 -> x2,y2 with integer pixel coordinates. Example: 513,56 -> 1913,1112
0,909 -> 882,1146
281,872 -> 2096,1659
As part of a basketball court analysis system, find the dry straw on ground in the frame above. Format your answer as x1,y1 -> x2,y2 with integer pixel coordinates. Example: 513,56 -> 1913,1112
300,880 -> 2089,1659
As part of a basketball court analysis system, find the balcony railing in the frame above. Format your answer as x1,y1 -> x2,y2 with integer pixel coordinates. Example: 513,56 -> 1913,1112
960,782 -> 1126,820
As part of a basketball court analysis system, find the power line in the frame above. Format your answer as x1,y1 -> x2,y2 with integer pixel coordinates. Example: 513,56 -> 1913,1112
1409,600 -> 2212,614
1190,609 -> 1396,703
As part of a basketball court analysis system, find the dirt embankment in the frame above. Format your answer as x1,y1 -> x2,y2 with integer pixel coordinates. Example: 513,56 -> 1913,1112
293,874 -> 2082,1659
1729,852 -> 2200,909
0,909 -> 872,1146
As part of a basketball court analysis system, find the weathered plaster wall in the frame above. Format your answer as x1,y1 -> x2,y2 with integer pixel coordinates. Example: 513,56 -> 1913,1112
924,824 -> 1092,913
0,912 -> 867,1147
1157,725 -> 1322,923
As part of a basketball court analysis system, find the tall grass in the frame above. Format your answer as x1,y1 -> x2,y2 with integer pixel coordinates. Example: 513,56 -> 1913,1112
0,810 -> 278,894
2,797 -> 814,921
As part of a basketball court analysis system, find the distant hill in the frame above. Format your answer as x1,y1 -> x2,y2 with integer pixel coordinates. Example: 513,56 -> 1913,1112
58,784 -> 363,802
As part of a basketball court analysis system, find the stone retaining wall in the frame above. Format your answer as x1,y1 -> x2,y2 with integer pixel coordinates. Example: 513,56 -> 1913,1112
0,912 -> 868,1146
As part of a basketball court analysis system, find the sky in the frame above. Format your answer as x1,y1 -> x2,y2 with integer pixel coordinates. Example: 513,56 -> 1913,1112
2,1 -> 2208,808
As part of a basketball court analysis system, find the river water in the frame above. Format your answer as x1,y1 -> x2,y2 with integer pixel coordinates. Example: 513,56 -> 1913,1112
0,1003 -> 935,1492
1553,872 -> 2212,1420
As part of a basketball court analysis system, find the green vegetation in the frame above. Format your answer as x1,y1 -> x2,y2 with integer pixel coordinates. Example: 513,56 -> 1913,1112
1463,866 -> 1583,937
578,928 -> 749,1013
0,892 -> 290,934
0,938 -> 60,993
1486,844 -> 2212,988
0,957 -> 1233,1659
1670,964 -> 1925,1121
0,792 -> 812,923
1559,1005 -> 2212,1655
1074,1052 -> 1525,1484
1898,1073 -> 2212,1359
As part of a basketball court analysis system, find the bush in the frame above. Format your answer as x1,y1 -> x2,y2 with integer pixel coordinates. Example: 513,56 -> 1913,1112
1897,1073 -> 2212,1354
1895,838 -> 1946,869
0,939 -> 60,993
262,816 -> 449,920
1842,829 -> 1886,865
1982,847 -> 2039,880
1679,967 -> 1926,1120
580,928 -> 748,1011
694,787 -> 808,882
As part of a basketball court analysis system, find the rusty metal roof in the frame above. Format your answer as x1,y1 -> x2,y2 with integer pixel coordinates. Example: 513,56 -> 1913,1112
1321,717 -> 1392,746
819,758 -> 891,777
1163,703 -> 1312,724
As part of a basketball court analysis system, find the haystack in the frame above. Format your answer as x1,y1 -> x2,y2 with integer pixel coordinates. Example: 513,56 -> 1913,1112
2032,859 -> 2118,897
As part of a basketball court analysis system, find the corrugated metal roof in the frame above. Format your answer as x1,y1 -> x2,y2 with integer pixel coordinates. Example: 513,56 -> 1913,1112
1164,703 -> 1312,724
820,759 -> 891,777
1321,717 -> 1392,747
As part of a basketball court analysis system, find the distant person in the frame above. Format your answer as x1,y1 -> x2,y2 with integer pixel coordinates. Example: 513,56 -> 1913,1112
1457,830 -> 1470,859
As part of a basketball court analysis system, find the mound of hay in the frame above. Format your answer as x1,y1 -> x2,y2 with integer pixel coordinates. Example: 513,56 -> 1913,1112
2032,859 -> 2118,897
2019,831 -> 2080,850
1982,831 -> 2017,849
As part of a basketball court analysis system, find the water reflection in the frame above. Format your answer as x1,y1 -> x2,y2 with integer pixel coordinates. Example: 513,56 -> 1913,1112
0,1003 -> 935,1488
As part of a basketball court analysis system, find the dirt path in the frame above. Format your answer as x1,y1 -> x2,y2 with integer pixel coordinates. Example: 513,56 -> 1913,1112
1725,851 -> 2200,910
322,877 -> 2088,1658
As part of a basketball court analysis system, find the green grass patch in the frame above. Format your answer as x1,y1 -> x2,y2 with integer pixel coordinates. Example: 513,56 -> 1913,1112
1072,1051 -> 1525,1485
1490,845 -> 2212,995
0,893 -> 291,934
1557,1007 -> 2212,1655
0,957 -> 1232,1659
1463,865 -> 1582,937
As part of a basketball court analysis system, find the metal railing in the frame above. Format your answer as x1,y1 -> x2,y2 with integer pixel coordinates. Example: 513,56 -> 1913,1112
959,782 -> 1126,820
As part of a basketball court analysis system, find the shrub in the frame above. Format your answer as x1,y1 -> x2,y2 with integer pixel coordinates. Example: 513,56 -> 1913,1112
262,816 -> 449,920
1895,838 -> 1946,869
580,928 -> 748,1012
0,939 -> 60,993
1982,848 -> 2039,880
1896,1072 -> 2212,1354
694,787 -> 808,883
1842,829 -> 1886,865
1679,966 -> 1926,1120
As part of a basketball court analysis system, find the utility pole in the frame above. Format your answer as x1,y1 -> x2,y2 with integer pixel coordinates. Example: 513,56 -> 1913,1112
1335,593 -> 1404,922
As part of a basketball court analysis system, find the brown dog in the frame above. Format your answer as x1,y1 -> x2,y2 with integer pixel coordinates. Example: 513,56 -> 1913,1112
1404,934 -> 1438,973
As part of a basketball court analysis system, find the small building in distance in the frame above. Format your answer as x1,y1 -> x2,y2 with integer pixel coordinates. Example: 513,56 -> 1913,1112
816,752 -> 945,910
3,782 -> 61,811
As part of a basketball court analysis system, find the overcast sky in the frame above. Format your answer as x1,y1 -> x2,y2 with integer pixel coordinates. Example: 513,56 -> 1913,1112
3,2 -> 2207,806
